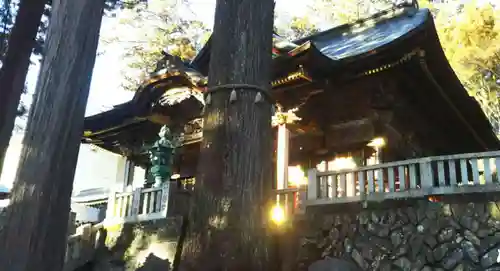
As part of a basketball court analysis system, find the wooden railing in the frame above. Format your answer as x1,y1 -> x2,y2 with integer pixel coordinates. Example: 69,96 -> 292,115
275,187 -> 307,219
106,183 -> 170,223
307,150 -> 500,206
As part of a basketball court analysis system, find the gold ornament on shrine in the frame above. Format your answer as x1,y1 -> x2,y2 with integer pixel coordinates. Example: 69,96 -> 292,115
272,107 -> 301,127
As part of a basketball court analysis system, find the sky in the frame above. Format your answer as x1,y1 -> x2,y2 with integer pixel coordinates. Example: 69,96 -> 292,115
1,0 -> 312,194
19,0 -> 500,117
22,0 -> 312,117
84,0 -> 310,116
67,0 -> 499,118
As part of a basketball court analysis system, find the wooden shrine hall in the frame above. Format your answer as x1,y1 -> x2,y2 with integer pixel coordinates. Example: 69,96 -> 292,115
82,2 -> 499,193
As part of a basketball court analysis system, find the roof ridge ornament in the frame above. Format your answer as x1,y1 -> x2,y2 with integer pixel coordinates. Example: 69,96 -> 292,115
394,0 -> 419,10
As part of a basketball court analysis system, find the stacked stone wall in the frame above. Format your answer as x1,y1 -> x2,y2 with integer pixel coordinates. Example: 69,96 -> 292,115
300,200 -> 500,270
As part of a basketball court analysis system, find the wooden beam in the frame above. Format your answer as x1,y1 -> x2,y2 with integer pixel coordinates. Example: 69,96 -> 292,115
147,113 -> 171,125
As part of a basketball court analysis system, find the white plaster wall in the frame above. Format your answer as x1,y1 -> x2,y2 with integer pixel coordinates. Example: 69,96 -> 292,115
73,144 -> 120,193
0,134 -> 120,195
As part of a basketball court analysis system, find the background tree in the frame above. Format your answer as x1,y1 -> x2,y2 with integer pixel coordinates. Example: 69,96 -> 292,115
103,0 -> 210,91
432,1 -> 500,132
311,0 -> 393,26
278,16 -> 319,40
0,0 -> 106,269
183,0 -> 275,269
0,1 -> 25,129
106,0 -> 324,92
0,1 -> 49,133
0,0 -> 49,175
306,0 -> 500,133
0,0 -> 143,176
0,1 -> 14,62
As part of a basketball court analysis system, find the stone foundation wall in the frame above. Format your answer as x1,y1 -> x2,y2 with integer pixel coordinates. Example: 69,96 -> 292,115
300,200 -> 500,270
91,217 -> 181,271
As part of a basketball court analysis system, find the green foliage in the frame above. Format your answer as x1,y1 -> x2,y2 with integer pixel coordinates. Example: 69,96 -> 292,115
111,0 -> 394,92
0,0 -> 15,64
274,0 -> 396,40
0,0 -> 133,65
304,0 -> 500,131
311,0 -> 394,26
104,0 -> 210,91
281,16 -> 320,40
433,1 -> 500,130
113,1 -> 326,92
0,0 -> 31,127
0,0 -> 144,132
109,0 -> 500,134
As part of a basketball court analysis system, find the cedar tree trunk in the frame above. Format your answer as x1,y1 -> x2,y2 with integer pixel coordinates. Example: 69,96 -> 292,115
0,0 -> 105,270
183,0 -> 275,270
0,0 -> 48,175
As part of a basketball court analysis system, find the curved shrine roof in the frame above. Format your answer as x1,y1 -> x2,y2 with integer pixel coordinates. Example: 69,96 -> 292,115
192,6 -> 429,75
83,3 -> 499,154
310,9 -> 427,61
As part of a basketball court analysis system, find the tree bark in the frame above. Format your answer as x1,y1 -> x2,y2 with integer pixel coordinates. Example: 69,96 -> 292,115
0,0 -> 105,270
183,0 -> 275,270
0,0 -> 48,175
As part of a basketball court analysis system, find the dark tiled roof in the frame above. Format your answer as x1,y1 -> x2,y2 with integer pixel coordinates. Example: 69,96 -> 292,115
310,9 -> 428,61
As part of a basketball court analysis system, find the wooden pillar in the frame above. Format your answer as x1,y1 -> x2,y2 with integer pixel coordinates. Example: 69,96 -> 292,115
105,190 -> 117,221
375,146 -> 381,164
276,124 -> 289,194
115,156 -> 127,192
115,157 -> 135,192
124,159 -> 135,190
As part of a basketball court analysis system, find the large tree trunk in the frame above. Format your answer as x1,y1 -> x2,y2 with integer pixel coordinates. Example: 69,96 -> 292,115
0,0 -> 105,270
0,0 -> 48,175
183,0 -> 275,270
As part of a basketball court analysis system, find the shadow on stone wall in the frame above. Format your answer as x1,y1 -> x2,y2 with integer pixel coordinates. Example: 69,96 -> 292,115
1,205 -> 179,271
91,217 -> 181,271
300,200 -> 500,271
136,253 -> 171,271
74,261 -> 96,271
89,224 -> 134,270
308,257 -> 361,271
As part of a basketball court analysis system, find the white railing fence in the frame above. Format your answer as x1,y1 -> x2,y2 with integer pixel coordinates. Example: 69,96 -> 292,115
307,150 -> 500,204
106,183 -> 170,223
